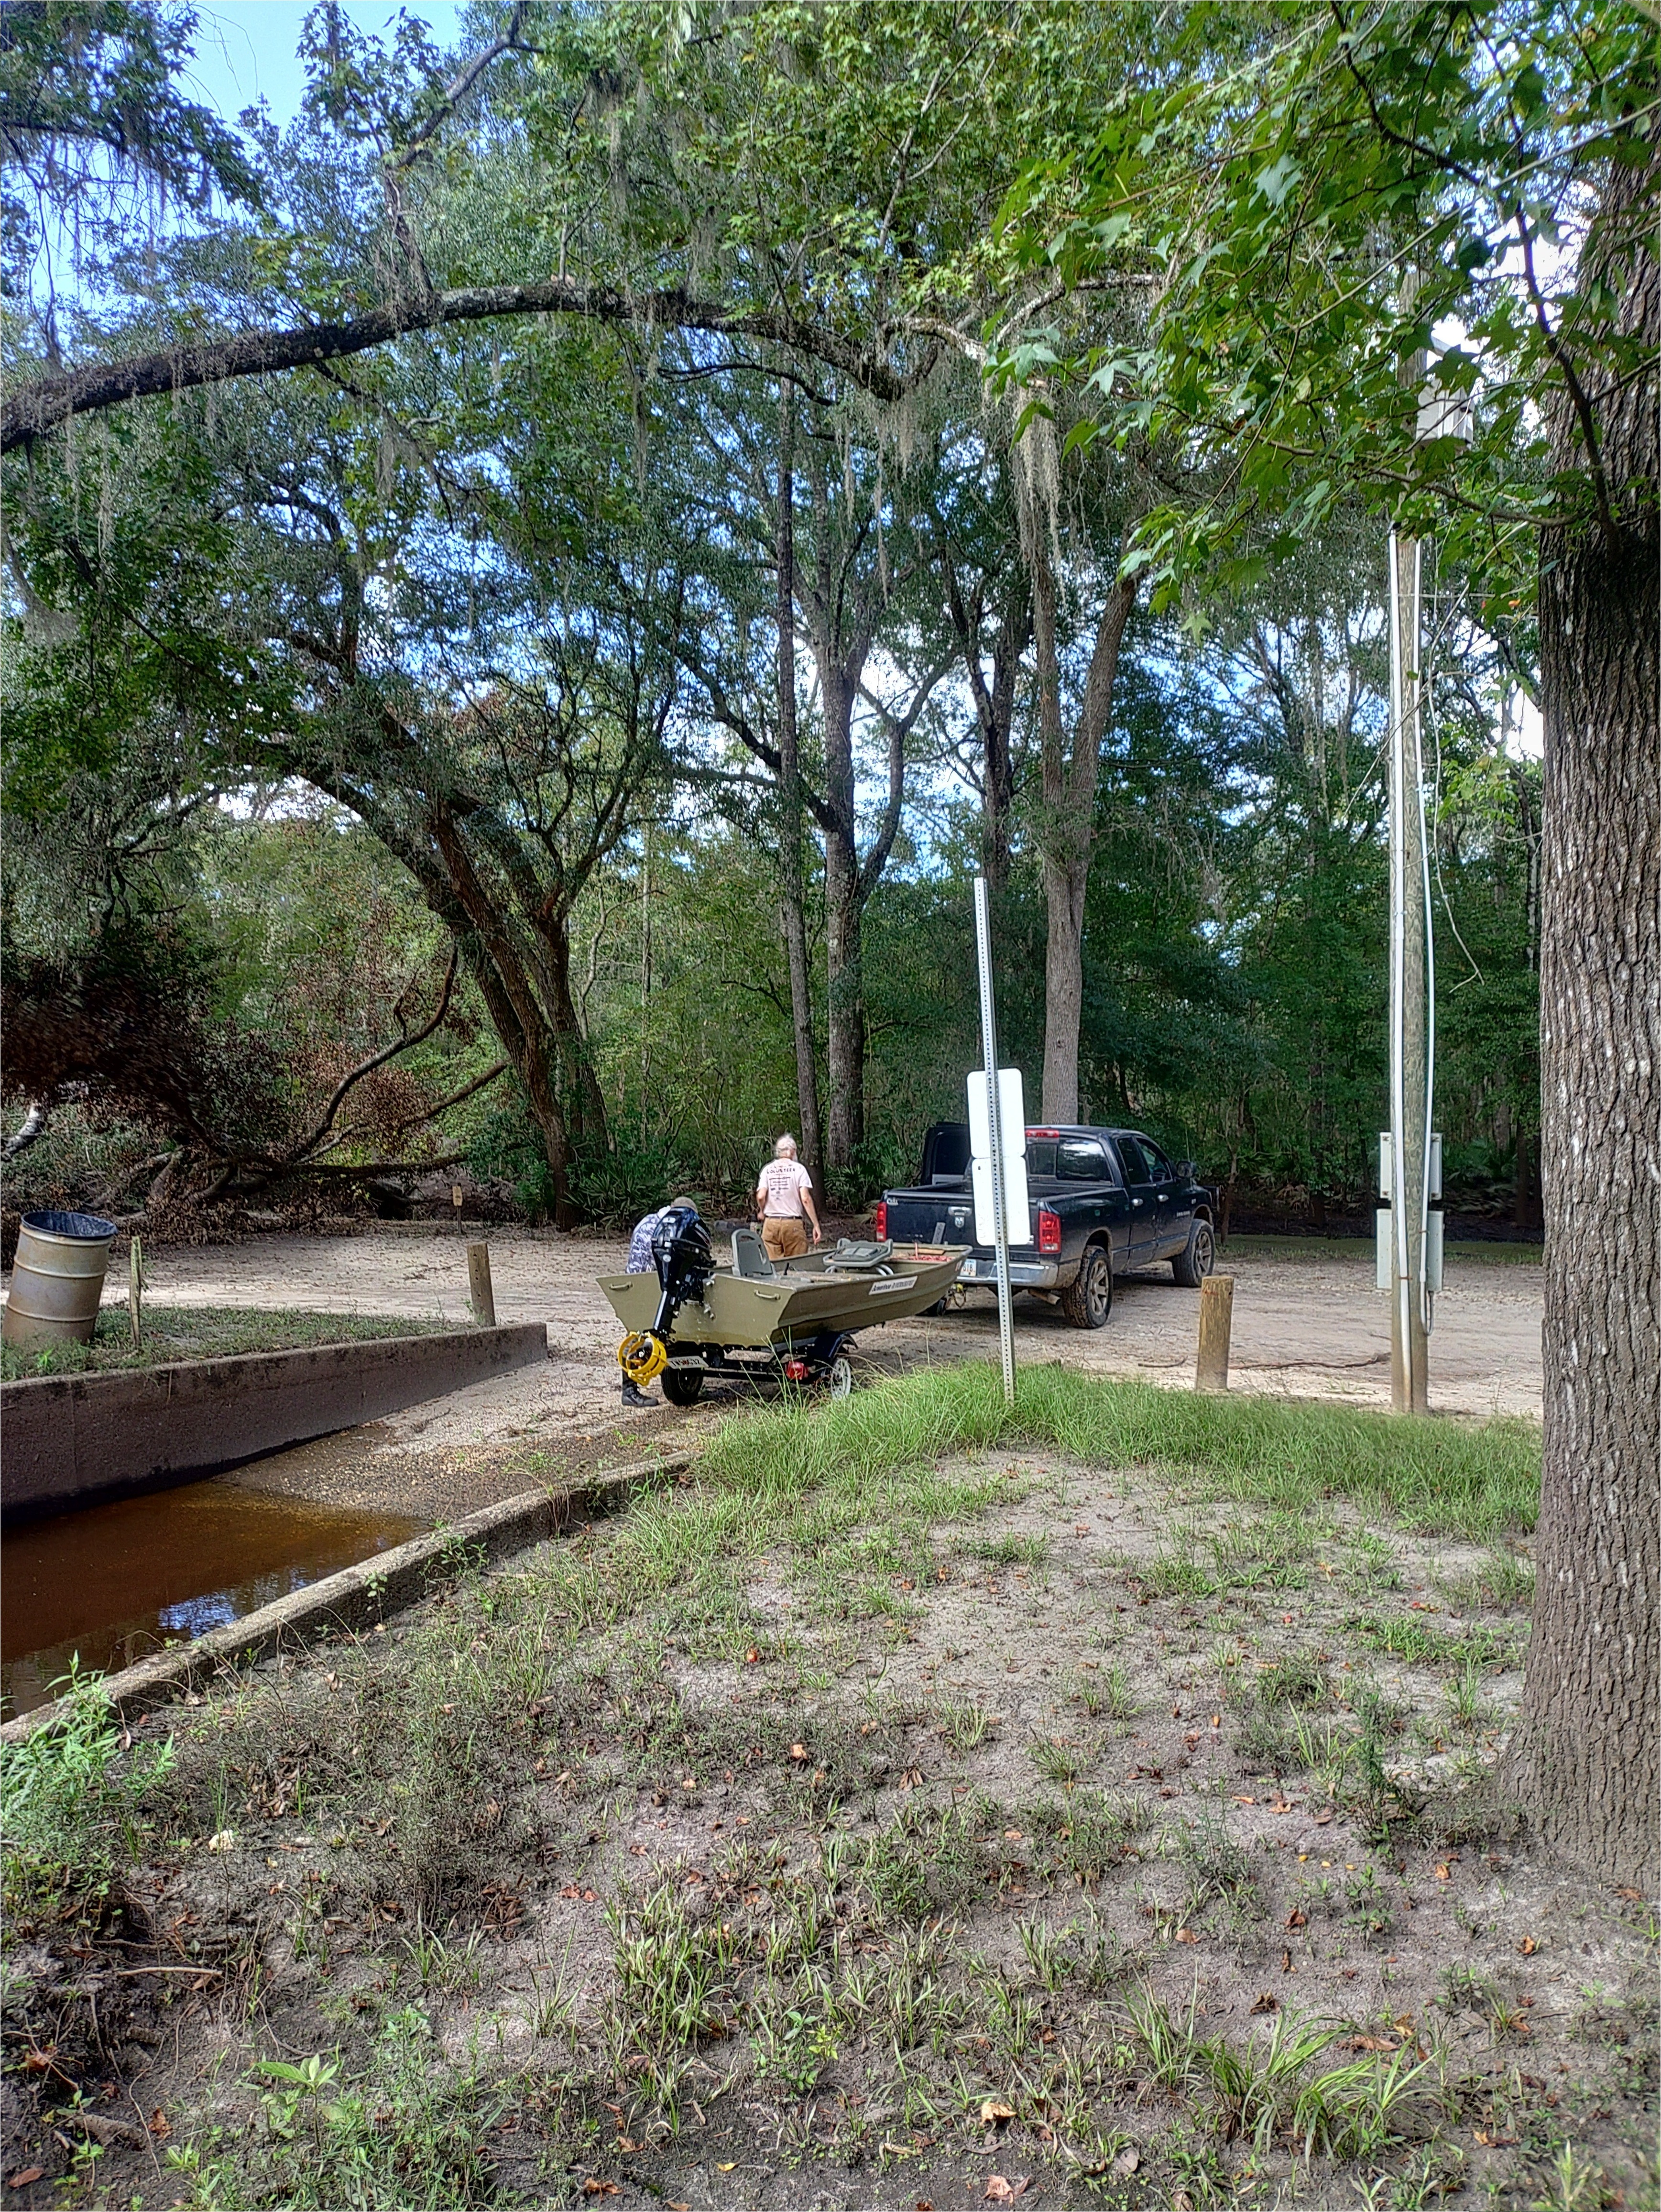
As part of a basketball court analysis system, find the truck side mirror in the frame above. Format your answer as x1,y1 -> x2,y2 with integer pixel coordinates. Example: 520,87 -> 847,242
1180,1161 -> 1198,1179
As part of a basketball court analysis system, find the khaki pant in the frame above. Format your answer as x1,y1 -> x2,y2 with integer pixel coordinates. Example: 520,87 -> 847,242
761,1216 -> 809,1261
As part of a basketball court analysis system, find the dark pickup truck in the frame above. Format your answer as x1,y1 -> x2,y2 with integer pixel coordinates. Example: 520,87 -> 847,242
876,1122 -> 1217,1329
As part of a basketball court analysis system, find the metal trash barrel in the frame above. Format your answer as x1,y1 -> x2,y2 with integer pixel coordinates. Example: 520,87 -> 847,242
2,1209 -> 118,1350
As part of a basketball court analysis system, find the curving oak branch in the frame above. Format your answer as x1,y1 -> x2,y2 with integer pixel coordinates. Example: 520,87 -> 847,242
2,283 -> 929,451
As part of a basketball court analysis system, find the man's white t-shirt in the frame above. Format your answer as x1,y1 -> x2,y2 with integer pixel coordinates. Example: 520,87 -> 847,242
757,1159 -> 813,1219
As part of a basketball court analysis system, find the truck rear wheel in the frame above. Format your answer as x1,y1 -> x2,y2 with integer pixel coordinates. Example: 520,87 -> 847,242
1060,1247 -> 1113,1330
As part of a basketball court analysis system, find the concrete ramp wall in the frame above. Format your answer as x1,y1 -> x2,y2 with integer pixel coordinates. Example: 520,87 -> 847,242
0,1322 -> 547,1520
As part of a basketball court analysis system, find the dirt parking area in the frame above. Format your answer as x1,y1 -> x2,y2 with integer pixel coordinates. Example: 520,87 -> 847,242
116,1229 -> 1543,1520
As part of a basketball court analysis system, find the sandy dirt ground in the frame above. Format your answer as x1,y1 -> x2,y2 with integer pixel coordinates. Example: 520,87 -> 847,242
135,1226 -> 1543,1413
118,1227 -> 1542,1518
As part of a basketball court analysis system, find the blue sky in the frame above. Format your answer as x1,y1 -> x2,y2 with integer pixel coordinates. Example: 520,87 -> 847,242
183,2 -> 464,129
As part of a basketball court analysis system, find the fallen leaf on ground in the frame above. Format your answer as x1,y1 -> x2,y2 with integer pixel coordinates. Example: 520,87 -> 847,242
148,2109 -> 171,2139
985,2179 -> 1028,2202
744,1649 -> 760,1664
789,1743 -> 807,1761
1250,1993 -> 1279,2015
581,2184 -> 619,2199
1112,2146 -> 1140,2179
7,2173 -> 44,2191
1284,1908 -> 1307,1929
981,2098 -> 1016,2125
1518,1936 -> 1539,1955
1175,1927 -> 1199,1944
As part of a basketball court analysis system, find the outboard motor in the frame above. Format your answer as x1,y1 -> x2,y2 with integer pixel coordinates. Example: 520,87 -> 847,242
618,1201 -> 713,1388
648,1203 -> 715,1340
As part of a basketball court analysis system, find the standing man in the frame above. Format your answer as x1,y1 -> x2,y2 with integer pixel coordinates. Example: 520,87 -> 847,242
620,1201 -> 671,1408
755,1133 -> 821,1263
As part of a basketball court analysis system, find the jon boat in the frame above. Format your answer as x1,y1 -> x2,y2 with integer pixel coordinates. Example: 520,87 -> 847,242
600,1233 -> 967,1404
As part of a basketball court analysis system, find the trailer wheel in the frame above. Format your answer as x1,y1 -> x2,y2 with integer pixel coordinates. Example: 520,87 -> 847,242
1060,1247 -> 1113,1330
827,1353 -> 854,1399
661,1366 -> 706,1407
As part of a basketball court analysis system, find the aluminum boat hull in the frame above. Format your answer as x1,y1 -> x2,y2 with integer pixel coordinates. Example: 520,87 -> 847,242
599,1246 -> 967,1350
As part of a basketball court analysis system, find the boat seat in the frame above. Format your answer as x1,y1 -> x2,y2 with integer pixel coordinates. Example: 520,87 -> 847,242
831,1237 -> 894,1270
731,1227 -> 776,1279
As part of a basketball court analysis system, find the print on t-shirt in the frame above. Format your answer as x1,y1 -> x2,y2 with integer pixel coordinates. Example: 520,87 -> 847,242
758,1159 -> 812,1217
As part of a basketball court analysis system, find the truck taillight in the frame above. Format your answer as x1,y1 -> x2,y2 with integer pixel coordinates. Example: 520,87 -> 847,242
1038,1206 -> 1062,1255
874,1199 -> 888,1239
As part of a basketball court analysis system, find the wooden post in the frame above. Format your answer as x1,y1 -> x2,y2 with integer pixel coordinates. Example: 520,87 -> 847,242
129,1236 -> 142,1347
1195,1273 -> 1234,1393
467,1240 -> 496,1329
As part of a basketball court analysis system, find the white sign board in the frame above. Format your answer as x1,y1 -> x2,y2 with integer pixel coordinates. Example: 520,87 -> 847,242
967,1068 -> 1031,1247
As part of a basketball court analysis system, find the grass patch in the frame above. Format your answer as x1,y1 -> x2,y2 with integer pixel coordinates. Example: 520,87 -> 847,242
698,1362 -> 1540,1540
1348,1611 -> 1526,1667
7,1360 -> 1603,2212
0,1303 -> 457,1380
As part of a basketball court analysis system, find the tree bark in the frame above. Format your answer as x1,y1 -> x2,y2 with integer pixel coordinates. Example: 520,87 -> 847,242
776,390 -> 824,1188
1030,531 -> 1137,1125
2,279 -> 928,453
820,658 -> 865,1175
940,542 -> 1029,889
1505,158 -> 1659,1887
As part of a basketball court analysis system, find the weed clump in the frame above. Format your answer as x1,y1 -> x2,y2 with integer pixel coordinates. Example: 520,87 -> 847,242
0,1667 -> 175,1926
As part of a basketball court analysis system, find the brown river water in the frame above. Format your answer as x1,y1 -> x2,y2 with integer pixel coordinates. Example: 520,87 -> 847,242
2,1480 -> 425,1718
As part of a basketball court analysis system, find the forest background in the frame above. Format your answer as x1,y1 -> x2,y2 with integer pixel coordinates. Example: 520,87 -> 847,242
0,0 -> 1554,1237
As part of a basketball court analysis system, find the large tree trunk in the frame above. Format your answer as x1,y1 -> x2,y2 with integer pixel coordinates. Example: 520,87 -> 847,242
821,662 -> 864,1175
1505,162 -> 1659,1887
940,543 -> 1028,890
426,810 -> 592,1227
776,393 -> 824,1187
981,587 -> 1024,890
544,918 -> 609,1147
1029,530 -> 1136,1124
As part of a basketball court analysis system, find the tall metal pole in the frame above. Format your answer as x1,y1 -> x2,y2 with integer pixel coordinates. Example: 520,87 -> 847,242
973,875 -> 1016,1407
1387,529 -> 1431,1414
